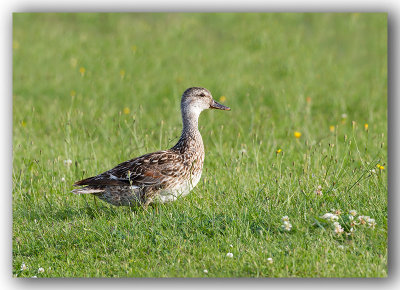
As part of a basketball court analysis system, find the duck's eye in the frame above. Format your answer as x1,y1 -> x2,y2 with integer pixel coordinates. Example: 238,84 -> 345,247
199,93 -> 206,97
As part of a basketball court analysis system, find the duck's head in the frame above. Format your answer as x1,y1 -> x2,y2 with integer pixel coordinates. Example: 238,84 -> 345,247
181,87 -> 230,115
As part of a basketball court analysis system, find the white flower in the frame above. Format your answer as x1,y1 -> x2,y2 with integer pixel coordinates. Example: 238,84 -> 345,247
38,267 -> 44,273
338,245 -> 345,250
282,221 -> 292,231
267,257 -> 273,264
321,213 -> 339,221
341,113 -> 348,119
203,269 -> 208,273
229,244 -> 233,248
61,177 -> 66,182
331,215 -> 339,221
335,227 -> 344,234
239,148 -> 247,155
349,215 -> 354,221
333,222 -> 344,234
349,210 -> 357,216
64,159 -> 72,166
315,185 -> 323,196
20,263 -> 27,271
321,213 -> 334,219
31,276 -> 37,278
358,215 -> 371,225
226,252 -> 233,258
281,216 -> 290,222
368,219 -> 376,229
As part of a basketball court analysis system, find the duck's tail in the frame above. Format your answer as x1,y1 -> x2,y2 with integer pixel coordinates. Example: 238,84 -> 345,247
71,186 -> 105,194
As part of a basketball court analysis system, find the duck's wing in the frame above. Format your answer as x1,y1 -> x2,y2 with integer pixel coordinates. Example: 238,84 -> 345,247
73,150 -> 185,188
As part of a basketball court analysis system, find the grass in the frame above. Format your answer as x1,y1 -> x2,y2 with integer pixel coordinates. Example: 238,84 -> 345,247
12,13 -> 387,277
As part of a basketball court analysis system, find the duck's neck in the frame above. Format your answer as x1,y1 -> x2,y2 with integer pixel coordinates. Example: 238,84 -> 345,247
182,106 -> 200,136
172,106 -> 203,151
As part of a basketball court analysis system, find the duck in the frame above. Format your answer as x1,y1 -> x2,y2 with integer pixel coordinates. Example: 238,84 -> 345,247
72,87 -> 230,207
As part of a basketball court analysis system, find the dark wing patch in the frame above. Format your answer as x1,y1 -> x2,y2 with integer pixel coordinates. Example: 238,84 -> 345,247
73,150 -> 185,188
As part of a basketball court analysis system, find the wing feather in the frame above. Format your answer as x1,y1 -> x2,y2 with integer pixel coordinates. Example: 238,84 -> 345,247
73,151 -> 184,188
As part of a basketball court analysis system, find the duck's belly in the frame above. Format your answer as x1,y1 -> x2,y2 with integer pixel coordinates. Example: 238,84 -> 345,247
97,172 -> 203,206
156,172 -> 202,203
97,185 -> 141,206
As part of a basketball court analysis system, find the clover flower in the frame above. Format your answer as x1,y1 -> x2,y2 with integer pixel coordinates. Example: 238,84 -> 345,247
333,222 -> 344,235
321,213 -> 339,221
20,263 -> 27,271
282,221 -> 292,231
315,185 -> 323,196
239,148 -> 247,155
358,216 -> 370,225
64,159 -> 72,166
368,218 -> 377,229
226,252 -> 233,258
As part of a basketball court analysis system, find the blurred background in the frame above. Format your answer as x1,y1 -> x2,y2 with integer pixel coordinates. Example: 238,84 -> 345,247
13,13 -> 387,162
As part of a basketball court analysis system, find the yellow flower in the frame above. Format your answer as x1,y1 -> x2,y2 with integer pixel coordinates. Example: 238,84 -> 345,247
20,120 -> 26,127
376,164 -> 384,170
294,131 -> 302,139
120,69 -> 126,79
364,123 -> 369,131
329,125 -> 335,132
13,41 -> 20,50
219,96 -> 227,103
79,67 -> 86,76
123,107 -> 130,115
341,113 -> 347,124
70,57 -> 78,68
70,90 -> 76,97
276,148 -> 282,154
131,45 -> 137,52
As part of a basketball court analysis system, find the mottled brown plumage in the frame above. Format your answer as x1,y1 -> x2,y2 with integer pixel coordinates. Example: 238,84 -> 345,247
72,87 -> 230,207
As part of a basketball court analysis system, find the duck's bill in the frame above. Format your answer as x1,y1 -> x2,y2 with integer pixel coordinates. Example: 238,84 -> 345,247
210,100 -> 231,111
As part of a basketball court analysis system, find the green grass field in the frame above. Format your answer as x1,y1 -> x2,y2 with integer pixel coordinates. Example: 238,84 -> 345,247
12,13 -> 387,277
